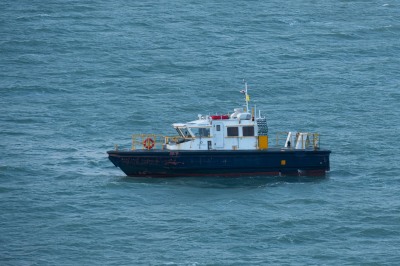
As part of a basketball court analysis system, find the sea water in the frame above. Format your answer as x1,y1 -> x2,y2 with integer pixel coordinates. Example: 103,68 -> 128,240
1,0 -> 400,265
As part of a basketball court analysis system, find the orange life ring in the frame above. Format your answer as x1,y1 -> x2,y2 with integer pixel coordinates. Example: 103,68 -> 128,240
143,138 -> 155,150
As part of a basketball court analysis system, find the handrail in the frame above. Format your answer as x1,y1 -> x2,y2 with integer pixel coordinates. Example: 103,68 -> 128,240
131,132 -> 322,150
131,134 -> 165,150
275,132 -> 321,150
165,135 -> 195,144
131,134 -> 197,150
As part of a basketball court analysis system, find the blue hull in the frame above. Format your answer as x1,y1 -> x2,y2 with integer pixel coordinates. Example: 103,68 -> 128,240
107,149 -> 331,177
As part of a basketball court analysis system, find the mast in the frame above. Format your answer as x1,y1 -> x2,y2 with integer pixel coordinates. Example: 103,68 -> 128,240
244,81 -> 249,112
240,80 -> 250,112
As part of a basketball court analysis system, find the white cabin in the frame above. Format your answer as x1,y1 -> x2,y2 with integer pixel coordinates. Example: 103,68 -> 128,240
166,108 -> 269,151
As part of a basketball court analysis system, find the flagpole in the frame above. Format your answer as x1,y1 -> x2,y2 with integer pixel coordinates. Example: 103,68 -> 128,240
245,81 -> 249,112
240,80 -> 250,112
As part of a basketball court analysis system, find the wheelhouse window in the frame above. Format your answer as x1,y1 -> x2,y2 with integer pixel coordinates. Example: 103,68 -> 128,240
176,127 -> 191,138
243,126 -> 254,136
191,127 -> 210,137
227,127 -> 239,137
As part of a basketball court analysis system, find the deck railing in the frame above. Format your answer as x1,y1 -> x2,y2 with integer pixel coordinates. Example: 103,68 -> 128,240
131,134 -> 194,150
131,134 -> 165,150
275,132 -> 321,150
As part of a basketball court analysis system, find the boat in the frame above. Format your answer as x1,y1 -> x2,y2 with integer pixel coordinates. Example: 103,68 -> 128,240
107,83 -> 331,177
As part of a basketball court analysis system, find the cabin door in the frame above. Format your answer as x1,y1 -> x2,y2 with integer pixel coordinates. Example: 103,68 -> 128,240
212,122 -> 224,148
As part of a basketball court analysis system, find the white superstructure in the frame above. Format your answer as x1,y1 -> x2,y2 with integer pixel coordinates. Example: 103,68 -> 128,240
167,108 -> 268,151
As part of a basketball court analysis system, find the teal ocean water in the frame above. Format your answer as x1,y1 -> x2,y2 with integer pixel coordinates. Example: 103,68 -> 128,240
1,1 -> 400,264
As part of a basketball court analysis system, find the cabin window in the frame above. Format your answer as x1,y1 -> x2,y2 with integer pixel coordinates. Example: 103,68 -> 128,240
243,126 -> 254,136
216,125 -> 221,131
176,128 -> 184,137
191,127 -> 210,137
227,127 -> 239,137
177,127 -> 191,138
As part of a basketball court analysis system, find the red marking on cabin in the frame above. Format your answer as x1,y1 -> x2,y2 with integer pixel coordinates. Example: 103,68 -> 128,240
211,115 -> 229,120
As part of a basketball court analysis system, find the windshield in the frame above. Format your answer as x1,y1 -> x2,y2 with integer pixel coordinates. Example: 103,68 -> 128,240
190,127 -> 210,137
176,127 -> 192,138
